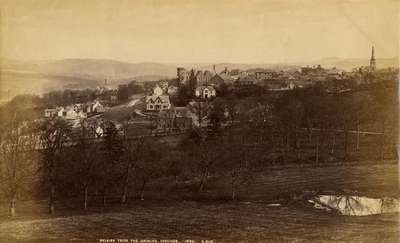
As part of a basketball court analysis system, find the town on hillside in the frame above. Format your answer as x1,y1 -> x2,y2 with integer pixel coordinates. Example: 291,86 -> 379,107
0,47 -> 398,242
33,46 -> 397,138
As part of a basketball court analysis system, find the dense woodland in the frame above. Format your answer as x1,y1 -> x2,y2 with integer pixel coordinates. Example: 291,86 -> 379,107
0,78 -> 398,217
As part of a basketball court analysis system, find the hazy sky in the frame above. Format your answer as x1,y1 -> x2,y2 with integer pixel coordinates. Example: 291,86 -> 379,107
0,0 -> 398,63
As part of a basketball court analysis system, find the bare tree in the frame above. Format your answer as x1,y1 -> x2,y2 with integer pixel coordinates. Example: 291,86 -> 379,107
371,85 -> 397,162
98,120 -> 123,207
120,137 -> 145,204
351,93 -> 374,151
164,150 -> 185,186
219,142 -> 253,200
69,119 -> 100,210
135,140 -> 164,200
334,96 -> 358,161
189,101 -> 211,128
184,133 -> 219,192
38,118 -> 71,214
276,95 -> 304,161
0,118 -> 38,216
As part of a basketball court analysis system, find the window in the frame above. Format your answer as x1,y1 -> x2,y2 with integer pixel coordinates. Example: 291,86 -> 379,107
149,105 -> 154,109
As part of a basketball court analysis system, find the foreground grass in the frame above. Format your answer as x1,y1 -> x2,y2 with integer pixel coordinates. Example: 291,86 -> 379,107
0,163 -> 398,242
0,200 -> 398,243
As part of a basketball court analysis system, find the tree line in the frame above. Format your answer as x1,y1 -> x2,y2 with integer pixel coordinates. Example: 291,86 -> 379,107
0,82 -> 397,217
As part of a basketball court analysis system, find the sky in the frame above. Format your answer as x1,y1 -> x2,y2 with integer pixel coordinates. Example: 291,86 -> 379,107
0,0 -> 398,64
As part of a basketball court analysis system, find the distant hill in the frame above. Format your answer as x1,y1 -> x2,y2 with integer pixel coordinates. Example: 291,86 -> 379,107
0,58 -> 178,102
310,57 -> 398,70
0,57 -> 397,102
1,58 -> 178,81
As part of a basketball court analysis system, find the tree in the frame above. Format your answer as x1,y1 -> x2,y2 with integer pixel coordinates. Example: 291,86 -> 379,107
301,95 -> 336,164
135,140 -> 164,200
208,98 -> 226,133
224,97 -> 238,125
216,83 -> 229,97
174,85 -> 190,106
69,120 -> 100,210
189,101 -> 211,128
351,93 -> 374,151
183,133 -> 219,192
370,84 -> 397,161
38,118 -> 72,214
275,93 -> 304,161
187,69 -> 197,97
120,137 -> 146,204
127,81 -> 144,96
333,96 -> 356,161
0,94 -> 43,125
164,150 -> 186,186
98,120 -> 123,207
0,118 -> 38,216
218,141 -> 253,200
117,84 -> 129,101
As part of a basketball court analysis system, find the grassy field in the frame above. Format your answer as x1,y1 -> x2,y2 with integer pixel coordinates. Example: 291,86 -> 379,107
0,200 -> 398,243
0,163 -> 398,243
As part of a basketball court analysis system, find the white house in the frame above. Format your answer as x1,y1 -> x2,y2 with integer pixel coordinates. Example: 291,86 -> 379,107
93,101 -> 105,113
146,95 -> 171,111
57,107 -> 66,117
145,85 -> 171,111
195,86 -> 216,99
58,106 -> 87,120
84,100 -> 106,114
153,85 -> 164,96
44,108 -> 58,118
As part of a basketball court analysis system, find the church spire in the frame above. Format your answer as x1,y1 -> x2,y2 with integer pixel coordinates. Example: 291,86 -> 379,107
370,46 -> 376,71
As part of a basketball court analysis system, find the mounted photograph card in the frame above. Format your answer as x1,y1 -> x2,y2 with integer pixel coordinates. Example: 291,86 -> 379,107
0,0 -> 398,242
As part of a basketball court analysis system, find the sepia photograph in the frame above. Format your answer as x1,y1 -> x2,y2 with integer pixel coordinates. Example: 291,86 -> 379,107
0,0 -> 398,242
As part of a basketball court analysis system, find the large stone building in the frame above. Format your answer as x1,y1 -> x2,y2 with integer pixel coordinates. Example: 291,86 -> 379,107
177,67 -> 190,85
195,70 -> 213,86
255,71 -> 278,81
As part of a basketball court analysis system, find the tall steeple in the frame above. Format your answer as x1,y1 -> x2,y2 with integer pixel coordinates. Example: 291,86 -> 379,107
369,46 -> 376,71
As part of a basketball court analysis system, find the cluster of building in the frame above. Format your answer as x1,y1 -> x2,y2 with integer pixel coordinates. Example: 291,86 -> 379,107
179,47 -> 382,93
43,46 -> 386,136
150,107 -> 193,134
44,100 -> 106,120
145,65 -> 349,113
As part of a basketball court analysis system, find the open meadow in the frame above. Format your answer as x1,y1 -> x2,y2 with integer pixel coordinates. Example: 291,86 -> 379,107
0,162 -> 398,243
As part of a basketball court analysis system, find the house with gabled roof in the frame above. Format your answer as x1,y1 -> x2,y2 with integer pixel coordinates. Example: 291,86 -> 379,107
57,106 -> 87,120
145,84 -> 171,111
234,75 -> 257,86
195,86 -> 216,99
146,95 -> 171,111
44,108 -> 58,118
209,74 -> 225,87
